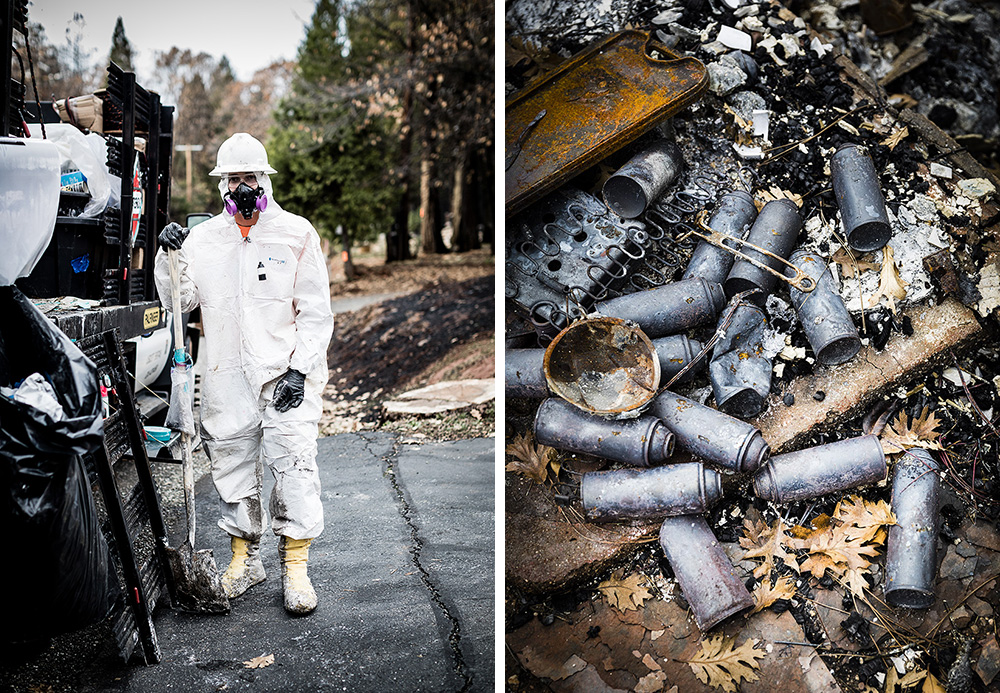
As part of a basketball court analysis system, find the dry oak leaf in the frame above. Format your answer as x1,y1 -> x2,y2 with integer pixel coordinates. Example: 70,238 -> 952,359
751,574 -> 797,614
597,572 -> 652,612
832,245 -> 879,279
243,653 -> 275,669
756,186 -> 804,210
868,245 -> 908,313
880,406 -> 945,454
799,526 -> 882,597
922,672 -> 946,693
832,497 -> 897,544
881,125 -> 910,150
787,513 -> 833,546
739,517 -> 800,577
680,635 -> 766,693
505,431 -> 555,483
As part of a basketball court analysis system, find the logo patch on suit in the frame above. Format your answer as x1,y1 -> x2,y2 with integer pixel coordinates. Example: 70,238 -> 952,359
258,261 -> 266,281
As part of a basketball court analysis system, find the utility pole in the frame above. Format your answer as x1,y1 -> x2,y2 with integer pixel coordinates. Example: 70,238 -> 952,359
174,144 -> 203,203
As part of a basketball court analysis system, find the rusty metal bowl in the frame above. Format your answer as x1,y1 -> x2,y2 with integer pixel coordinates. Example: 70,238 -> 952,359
543,316 -> 660,414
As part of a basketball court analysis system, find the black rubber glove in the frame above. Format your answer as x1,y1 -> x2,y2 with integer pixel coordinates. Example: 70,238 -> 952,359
272,369 -> 306,412
158,222 -> 190,250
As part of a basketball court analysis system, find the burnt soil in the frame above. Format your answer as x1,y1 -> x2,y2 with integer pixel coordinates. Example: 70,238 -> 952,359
322,251 -> 496,439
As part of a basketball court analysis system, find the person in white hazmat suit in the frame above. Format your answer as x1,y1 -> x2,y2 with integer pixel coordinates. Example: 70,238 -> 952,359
154,133 -> 333,614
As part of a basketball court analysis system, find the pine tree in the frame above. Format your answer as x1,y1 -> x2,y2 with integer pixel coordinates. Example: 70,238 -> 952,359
109,17 -> 133,72
269,0 -> 400,251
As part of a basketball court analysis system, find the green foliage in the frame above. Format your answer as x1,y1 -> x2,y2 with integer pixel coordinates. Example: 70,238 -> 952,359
109,17 -> 133,71
268,0 -> 401,244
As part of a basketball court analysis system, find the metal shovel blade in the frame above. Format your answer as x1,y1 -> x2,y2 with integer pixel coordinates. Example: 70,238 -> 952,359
165,541 -> 230,614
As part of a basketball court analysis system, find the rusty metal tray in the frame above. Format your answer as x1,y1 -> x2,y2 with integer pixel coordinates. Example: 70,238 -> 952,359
505,30 -> 708,218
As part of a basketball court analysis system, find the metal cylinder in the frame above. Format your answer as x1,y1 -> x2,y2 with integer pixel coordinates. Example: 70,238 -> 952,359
752,435 -> 887,503
594,277 -> 726,339
831,143 -> 892,253
658,515 -> 755,632
544,316 -> 660,414
885,448 -> 940,609
648,390 -> 770,473
505,348 -> 549,398
581,463 -> 723,522
708,302 -> 772,419
682,190 -> 758,285
652,335 -> 705,385
603,140 -> 684,219
534,397 -> 675,467
723,198 -> 802,304
787,250 -> 862,366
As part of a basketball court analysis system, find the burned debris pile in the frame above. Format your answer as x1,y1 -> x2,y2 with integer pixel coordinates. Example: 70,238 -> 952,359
505,0 -> 1000,690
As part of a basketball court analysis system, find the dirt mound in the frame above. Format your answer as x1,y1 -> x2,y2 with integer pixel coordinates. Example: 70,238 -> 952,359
327,274 -> 495,400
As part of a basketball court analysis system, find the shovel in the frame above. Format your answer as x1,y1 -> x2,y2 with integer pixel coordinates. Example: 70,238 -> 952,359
162,248 -> 230,614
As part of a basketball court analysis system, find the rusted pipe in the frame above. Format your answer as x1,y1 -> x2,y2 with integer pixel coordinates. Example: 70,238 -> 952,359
752,435 -> 887,503
787,250 -> 862,365
659,515 -> 756,632
708,302 -> 772,419
652,335 -> 706,385
581,463 -> 723,521
505,348 -> 550,398
534,397 -> 674,467
723,198 -> 802,304
648,390 -> 770,473
831,143 -> 892,252
885,448 -> 940,609
594,277 -> 726,339
682,190 -> 757,285
603,140 -> 685,218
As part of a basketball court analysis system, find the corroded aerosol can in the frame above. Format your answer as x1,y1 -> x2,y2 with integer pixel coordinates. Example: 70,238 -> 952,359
534,397 -> 675,467
709,302 -> 772,419
505,348 -> 549,398
831,143 -> 892,252
652,335 -> 706,385
594,277 -> 726,339
659,515 -> 756,632
885,448 -> 940,609
682,190 -> 758,285
648,390 -> 770,473
787,250 -> 862,366
752,435 -> 887,503
603,140 -> 685,218
724,198 -> 802,304
581,463 -> 723,521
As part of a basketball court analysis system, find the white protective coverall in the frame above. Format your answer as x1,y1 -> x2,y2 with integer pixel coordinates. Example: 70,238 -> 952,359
154,177 -> 333,541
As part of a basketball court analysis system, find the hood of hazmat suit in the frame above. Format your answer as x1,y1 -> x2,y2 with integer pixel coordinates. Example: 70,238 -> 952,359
153,170 -> 333,541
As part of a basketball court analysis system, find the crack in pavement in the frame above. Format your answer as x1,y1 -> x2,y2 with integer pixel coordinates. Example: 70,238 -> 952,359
358,432 -> 473,692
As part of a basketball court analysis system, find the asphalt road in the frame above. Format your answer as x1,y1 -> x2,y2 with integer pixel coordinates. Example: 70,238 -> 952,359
1,432 -> 495,693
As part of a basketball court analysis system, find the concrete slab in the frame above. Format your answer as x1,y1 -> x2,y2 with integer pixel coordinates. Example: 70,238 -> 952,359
1,433 -> 495,693
752,299 -> 982,453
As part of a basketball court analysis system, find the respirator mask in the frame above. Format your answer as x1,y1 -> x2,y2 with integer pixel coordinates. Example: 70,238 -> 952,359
224,182 -> 268,220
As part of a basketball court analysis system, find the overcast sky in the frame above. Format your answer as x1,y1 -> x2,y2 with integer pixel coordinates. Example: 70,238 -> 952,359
28,0 -> 319,83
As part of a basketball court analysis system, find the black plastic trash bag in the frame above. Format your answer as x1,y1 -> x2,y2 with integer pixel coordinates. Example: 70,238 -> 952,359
0,286 -> 120,643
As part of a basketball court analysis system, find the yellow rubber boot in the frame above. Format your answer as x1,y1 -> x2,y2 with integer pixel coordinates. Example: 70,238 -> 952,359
221,536 -> 266,599
279,537 -> 317,614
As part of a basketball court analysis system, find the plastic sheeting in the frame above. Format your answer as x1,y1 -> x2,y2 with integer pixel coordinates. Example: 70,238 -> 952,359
0,286 -> 119,643
0,137 -> 60,285
27,123 -> 113,218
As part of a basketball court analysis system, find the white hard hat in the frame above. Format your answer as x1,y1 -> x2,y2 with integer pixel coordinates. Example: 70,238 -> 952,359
210,133 -> 277,176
